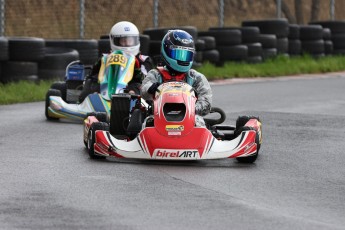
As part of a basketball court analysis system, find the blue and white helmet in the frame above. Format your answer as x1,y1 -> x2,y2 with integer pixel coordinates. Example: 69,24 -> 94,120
161,30 -> 195,73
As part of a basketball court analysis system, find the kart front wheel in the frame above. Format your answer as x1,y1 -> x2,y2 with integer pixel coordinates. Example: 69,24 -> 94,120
45,89 -> 61,120
236,127 -> 260,163
87,122 -> 109,159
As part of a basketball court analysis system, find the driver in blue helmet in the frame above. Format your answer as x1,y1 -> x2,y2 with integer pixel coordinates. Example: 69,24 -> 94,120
141,29 -> 212,127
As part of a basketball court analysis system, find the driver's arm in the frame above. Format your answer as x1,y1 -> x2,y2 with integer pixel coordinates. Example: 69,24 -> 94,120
191,70 -> 212,116
141,69 -> 161,101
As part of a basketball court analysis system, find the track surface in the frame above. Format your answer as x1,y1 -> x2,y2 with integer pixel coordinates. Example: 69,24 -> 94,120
1,74 -> 345,230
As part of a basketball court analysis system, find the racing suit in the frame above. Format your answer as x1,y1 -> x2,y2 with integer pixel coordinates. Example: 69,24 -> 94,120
79,53 -> 153,102
141,66 -> 213,127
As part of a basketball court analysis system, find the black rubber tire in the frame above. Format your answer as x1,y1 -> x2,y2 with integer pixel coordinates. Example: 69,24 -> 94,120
257,34 -> 277,49
87,112 -> 108,123
38,47 -> 79,80
288,24 -> 300,40
195,39 -> 206,51
299,25 -> 323,41
246,56 -> 262,64
209,26 -> 261,44
236,127 -> 259,164
0,61 -> 38,83
194,51 -> 203,63
202,49 -> 219,64
324,40 -> 334,55
301,39 -> 325,55
8,37 -> 45,61
245,43 -> 263,57
140,34 -> 150,56
0,37 -> 9,61
50,81 -> 67,102
198,30 -> 241,46
144,26 -> 198,41
148,40 -> 161,57
332,49 -> 345,55
217,45 -> 248,62
331,33 -> 345,49
45,89 -> 61,120
143,27 -> 170,41
277,37 -> 289,54
98,39 -> 111,57
262,48 -> 277,60
323,28 -> 332,40
236,115 -> 259,131
310,20 -> 345,34
198,36 -> 216,50
88,122 -> 109,159
242,18 -> 289,38
45,39 -> 99,65
288,40 -> 302,56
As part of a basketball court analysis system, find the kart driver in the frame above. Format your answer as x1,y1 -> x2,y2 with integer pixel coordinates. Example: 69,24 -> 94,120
141,30 -> 212,127
79,21 -> 153,102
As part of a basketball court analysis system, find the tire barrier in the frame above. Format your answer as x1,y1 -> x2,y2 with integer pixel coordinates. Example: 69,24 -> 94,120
45,39 -> 98,65
8,37 -> 45,62
38,47 -> 80,80
197,36 -> 219,65
0,37 -> 9,61
300,25 -> 325,57
288,24 -> 301,56
323,28 -> 333,55
310,20 -> 345,55
2,19 -> 345,83
0,61 -> 38,83
242,19 -> 289,55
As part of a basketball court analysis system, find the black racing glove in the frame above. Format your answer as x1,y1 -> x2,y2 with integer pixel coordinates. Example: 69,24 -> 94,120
148,82 -> 160,95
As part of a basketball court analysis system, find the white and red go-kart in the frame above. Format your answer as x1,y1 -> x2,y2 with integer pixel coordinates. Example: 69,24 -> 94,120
83,82 -> 262,163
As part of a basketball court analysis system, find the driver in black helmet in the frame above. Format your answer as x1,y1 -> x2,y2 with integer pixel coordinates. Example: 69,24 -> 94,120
141,29 -> 212,127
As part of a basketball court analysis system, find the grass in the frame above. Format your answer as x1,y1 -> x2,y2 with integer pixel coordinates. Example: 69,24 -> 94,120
1,54 -> 345,105
196,54 -> 345,80
0,80 -> 53,105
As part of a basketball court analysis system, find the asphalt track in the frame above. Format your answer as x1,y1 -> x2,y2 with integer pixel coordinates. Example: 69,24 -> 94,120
1,73 -> 345,230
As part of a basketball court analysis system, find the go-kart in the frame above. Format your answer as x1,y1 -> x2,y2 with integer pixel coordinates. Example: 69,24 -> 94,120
45,50 -> 137,121
84,82 -> 262,163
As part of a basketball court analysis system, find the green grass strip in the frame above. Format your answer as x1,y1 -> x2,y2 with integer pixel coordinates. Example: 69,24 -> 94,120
196,54 -> 345,80
0,80 -> 53,105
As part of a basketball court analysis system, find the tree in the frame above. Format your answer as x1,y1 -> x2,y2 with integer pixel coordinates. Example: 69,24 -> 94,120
274,0 -> 321,24
295,0 -> 304,24
310,0 -> 320,22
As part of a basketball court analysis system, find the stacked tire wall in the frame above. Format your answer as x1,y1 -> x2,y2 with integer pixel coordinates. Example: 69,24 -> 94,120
299,25 -> 325,57
2,20 -> 345,83
310,21 -> 345,55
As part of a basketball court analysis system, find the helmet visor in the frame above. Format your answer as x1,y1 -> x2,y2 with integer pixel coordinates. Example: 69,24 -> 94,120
165,45 -> 194,62
112,36 -> 140,47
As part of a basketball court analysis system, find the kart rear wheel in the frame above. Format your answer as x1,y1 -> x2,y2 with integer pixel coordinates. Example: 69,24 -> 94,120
235,115 -> 260,135
86,112 -> 108,122
87,122 -> 109,159
236,127 -> 260,163
45,89 -> 61,120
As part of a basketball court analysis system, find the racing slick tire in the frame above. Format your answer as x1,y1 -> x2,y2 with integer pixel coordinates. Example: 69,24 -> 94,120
45,89 -> 61,121
50,81 -> 67,102
236,115 -> 260,131
86,112 -> 108,122
236,127 -> 260,164
87,122 -> 109,159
